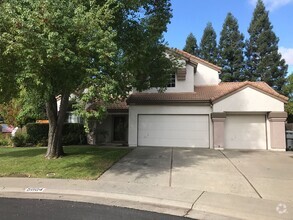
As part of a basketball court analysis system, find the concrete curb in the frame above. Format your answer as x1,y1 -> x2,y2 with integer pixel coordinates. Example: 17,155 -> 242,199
0,186 -> 192,210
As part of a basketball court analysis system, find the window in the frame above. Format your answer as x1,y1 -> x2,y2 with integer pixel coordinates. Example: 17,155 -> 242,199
167,72 -> 176,87
66,112 -> 83,124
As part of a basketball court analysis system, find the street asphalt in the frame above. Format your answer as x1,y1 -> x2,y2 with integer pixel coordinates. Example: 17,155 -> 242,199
0,197 -> 192,220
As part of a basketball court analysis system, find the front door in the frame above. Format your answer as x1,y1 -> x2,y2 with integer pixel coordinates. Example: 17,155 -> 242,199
113,116 -> 127,142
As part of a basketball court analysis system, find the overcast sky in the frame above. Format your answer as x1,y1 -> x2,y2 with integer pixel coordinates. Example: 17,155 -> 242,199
164,0 -> 293,74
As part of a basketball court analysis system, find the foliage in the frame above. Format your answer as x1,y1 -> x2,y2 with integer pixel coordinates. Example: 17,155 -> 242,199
218,13 -> 245,82
199,22 -> 218,65
0,146 -> 132,179
245,0 -> 287,92
0,99 -> 21,126
0,0 -> 174,158
183,33 -> 199,56
283,73 -> 293,118
283,73 -> 293,100
62,123 -> 87,145
11,133 -> 28,147
0,91 -> 46,127
25,123 -> 49,146
0,133 -> 12,146
23,123 -> 86,146
16,90 -> 47,126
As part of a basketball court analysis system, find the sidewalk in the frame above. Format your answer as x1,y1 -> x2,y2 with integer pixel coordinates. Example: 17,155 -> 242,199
0,177 -> 292,220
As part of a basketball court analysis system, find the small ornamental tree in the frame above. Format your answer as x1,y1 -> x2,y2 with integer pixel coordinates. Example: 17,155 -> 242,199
218,13 -> 245,82
245,0 -> 288,92
199,22 -> 218,65
0,0 -> 175,158
183,33 -> 199,56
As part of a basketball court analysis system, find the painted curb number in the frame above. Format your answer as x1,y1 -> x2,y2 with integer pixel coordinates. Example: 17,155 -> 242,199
25,188 -> 45,193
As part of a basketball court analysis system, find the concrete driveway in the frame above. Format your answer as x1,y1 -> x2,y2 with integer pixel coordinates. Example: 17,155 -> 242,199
98,147 -> 293,203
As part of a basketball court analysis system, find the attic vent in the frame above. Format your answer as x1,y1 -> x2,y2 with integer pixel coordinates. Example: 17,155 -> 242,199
177,68 -> 186,81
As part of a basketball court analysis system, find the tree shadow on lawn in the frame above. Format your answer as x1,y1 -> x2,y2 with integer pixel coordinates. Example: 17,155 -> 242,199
0,147 -> 46,158
0,146 -> 132,179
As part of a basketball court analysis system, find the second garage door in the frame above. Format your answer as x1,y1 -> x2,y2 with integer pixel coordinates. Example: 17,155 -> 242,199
225,114 -> 267,150
138,115 -> 209,148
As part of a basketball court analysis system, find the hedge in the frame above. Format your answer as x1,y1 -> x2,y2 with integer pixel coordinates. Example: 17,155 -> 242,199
24,123 -> 86,146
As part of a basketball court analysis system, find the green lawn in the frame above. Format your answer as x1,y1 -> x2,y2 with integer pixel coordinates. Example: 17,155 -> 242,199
0,146 -> 132,179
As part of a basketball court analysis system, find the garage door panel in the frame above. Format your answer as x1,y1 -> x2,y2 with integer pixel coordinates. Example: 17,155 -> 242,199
138,115 -> 209,148
225,115 -> 267,150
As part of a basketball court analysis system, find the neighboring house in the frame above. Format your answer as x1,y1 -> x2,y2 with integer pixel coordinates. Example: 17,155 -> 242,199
88,49 -> 289,150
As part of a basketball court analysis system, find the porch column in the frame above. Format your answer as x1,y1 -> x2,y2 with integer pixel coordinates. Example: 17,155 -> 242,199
211,112 -> 226,149
268,112 -> 288,150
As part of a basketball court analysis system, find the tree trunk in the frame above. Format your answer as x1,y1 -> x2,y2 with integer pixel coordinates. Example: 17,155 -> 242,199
45,92 -> 70,159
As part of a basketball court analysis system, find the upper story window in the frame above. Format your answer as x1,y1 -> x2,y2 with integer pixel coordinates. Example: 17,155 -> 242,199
167,72 -> 176,87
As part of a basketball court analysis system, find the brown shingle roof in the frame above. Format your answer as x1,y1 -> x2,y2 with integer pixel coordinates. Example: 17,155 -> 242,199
127,81 -> 288,104
170,48 -> 222,72
88,100 -> 128,111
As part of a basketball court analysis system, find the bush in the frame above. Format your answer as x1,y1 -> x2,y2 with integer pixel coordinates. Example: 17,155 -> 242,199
12,133 -> 28,147
25,123 -> 49,146
62,123 -> 87,145
24,123 -> 86,146
0,133 -> 12,146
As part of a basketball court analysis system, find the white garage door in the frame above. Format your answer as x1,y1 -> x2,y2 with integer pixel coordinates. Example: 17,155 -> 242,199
138,115 -> 209,148
225,114 -> 267,150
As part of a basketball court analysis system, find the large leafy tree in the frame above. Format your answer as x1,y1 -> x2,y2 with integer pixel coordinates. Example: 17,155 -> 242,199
245,0 -> 287,92
0,0 -> 174,158
199,22 -> 218,64
218,13 -> 245,82
183,33 -> 199,56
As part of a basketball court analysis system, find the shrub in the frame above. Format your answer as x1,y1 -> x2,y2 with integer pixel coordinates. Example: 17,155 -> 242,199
25,123 -> 48,146
0,133 -> 12,146
24,123 -> 86,146
12,133 -> 28,147
62,123 -> 87,145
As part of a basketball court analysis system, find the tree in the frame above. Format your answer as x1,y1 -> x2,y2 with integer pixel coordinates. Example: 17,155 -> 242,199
199,22 -> 218,64
183,33 -> 199,56
218,13 -> 245,82
245,0 -> 288,92
283,73 -> 293,122
0,99 -> 21,126
0,0 -> 174,158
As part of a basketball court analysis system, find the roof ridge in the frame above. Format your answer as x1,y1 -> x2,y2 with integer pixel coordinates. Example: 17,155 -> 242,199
214,81 -> 288,102
170,48 -> 222,72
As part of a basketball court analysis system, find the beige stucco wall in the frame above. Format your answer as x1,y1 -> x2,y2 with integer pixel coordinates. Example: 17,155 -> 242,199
128,105 -> 213,147
213,87 -> 284,112
212,118 -> 225,149
194,63 -> 220,86
135,63 -> 195,93
269,118 -> 287,150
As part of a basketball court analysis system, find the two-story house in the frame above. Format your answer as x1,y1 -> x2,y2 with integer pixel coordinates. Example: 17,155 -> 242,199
93,49 -> 288,150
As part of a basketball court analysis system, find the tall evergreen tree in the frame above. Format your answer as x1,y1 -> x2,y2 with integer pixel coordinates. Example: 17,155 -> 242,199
218,13 -> 245,82
199,22 -> 218,65
245,0 -> 287,92
183,33 -> 199,56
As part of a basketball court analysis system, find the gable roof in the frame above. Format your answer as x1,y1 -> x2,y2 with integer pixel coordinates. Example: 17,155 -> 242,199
127,81 -> 288,104
169,48 -> 222,72
197,81 -> 288,103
